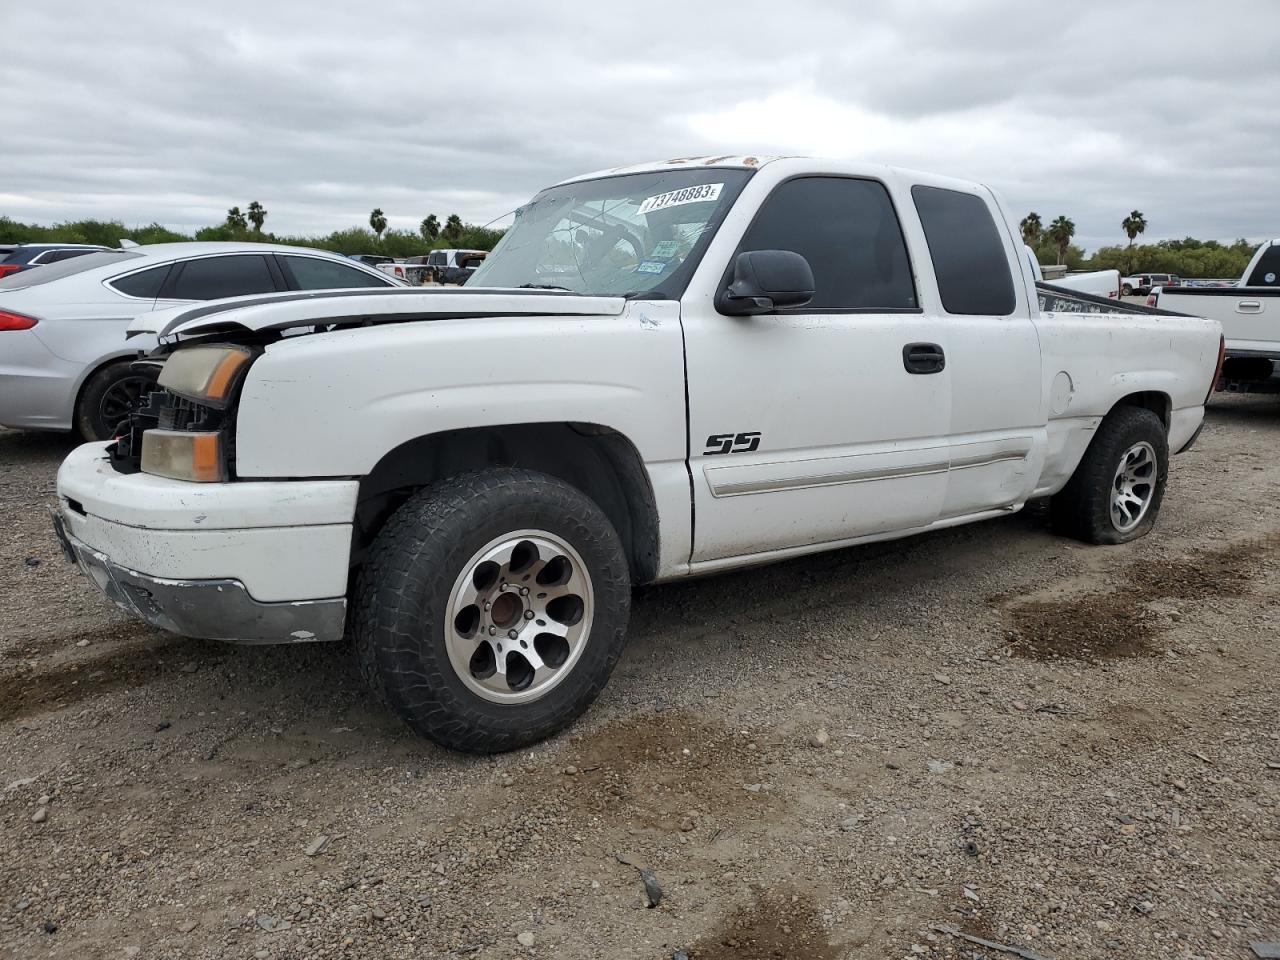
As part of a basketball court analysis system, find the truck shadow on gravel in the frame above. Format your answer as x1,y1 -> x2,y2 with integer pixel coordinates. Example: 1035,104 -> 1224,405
0,631 -> 174,723
1205,394 -> 1280,425
1005,533 -> 1278,660
0,628 -> 360,726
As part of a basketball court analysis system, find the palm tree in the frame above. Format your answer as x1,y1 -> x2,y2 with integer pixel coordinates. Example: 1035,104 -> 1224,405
247,201 -> 267,233
225,206 -> 247,231
1046,215 -> 1075,266
442,213 -> 463,246
420,214 -> 439,243
1019,212 -> 1043,249
1121,209 -> 1146,273
369,208 -> 388,240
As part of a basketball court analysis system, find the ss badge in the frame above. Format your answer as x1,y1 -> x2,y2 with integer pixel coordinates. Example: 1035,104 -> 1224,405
704,432 -> 762,455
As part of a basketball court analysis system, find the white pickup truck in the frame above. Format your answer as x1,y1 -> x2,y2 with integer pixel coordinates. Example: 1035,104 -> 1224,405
1148,239 -> 1280,388
53,156 -> 1223,752
1024,248 -> 1121,301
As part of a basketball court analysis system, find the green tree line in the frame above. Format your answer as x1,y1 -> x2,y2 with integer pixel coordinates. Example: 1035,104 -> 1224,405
1,205 -> 1259,280
1020,208 -> 1258,278
0,208 -> 505,260
1084,237 -> 1258,279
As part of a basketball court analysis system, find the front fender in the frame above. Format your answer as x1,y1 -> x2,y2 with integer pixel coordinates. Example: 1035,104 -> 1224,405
233,304 -> 686,479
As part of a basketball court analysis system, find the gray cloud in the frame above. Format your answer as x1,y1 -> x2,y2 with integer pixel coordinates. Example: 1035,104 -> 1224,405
2,0 -> 1277,251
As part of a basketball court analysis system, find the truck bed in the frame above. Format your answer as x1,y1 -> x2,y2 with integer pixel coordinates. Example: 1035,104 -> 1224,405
1152,285 -> 1280,390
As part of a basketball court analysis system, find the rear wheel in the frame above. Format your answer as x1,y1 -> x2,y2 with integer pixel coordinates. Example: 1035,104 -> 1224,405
1051,406 -> 1168,544
74,361 -> 158,442
351,468 -> 631,752
1121,283 -> 1133,296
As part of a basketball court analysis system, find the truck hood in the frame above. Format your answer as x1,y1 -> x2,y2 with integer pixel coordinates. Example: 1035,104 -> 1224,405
128,287 -> 628,340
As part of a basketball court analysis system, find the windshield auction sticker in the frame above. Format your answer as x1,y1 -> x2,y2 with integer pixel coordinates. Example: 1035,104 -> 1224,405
637,183 -> 723,216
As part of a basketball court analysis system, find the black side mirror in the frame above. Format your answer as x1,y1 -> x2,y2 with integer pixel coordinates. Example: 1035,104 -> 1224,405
717,249 -> 815,315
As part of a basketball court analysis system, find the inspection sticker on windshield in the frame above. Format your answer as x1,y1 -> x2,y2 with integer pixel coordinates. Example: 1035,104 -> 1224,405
649,240 -> 681,259
635,260 -> 667,275
637,183 -> 723,215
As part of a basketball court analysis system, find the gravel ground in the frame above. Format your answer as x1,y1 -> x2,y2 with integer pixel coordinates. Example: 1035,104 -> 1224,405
2,396 -> 1278,960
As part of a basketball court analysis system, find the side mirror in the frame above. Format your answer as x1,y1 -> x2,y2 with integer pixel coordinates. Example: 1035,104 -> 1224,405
717,249 -> 815,315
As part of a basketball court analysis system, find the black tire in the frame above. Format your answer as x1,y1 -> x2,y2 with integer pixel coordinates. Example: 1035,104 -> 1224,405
351,468 -> 631,753
1121,283 -> 1133,296
74,361 -> 157,442
1051,406 -> 1168,545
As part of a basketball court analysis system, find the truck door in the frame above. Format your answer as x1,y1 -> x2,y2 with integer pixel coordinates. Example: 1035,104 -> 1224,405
680,174 -> 952,565
909,184 -> 1045,519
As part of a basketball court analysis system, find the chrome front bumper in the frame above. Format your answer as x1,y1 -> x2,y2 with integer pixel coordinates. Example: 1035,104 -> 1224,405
51,509 -> 346,644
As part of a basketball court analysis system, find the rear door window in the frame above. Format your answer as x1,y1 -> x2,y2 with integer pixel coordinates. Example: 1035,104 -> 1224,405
279,255 -> 393,290
108,264 -> 173,300
1247,246 -> 1280,286
732,176 -> 917,311
37,249 -> 98,264
911,185 -> 1016,316
166,255 -> 278,300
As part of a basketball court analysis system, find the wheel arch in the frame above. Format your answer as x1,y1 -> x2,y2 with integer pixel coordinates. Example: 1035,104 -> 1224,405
69,349 -> 148,422
352,422 -> 660,584
1107,390 -> 1171,429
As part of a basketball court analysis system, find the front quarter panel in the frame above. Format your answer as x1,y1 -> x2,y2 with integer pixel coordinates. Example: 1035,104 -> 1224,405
233,304 -> 687,479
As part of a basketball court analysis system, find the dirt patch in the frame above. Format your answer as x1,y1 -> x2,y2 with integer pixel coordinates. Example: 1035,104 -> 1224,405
539,710 -> 771,828
1007,534 -> 1278,660
685,890 -> 840,960
0,638 -> 172,722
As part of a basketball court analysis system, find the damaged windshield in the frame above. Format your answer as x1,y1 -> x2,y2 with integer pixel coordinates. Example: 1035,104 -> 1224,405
468,168 -> 752,297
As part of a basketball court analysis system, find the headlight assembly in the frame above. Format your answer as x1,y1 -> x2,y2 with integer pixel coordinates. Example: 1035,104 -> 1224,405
156,345 -> 254,408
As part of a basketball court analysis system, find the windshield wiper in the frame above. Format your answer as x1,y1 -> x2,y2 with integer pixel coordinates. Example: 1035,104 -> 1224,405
517,283 -> 572,291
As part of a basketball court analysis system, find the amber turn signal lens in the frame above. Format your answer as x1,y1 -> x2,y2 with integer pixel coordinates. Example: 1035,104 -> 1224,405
140,429 -> 226,482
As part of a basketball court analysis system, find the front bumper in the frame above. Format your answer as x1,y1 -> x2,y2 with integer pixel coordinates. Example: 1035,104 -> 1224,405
55,442 -> 359,644
53,510 -> 346,643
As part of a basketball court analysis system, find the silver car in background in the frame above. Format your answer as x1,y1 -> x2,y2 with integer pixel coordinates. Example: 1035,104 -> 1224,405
0,242 -> 403,440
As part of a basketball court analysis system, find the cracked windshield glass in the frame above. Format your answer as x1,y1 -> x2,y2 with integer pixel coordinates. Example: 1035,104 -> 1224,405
468,168 -> 751,296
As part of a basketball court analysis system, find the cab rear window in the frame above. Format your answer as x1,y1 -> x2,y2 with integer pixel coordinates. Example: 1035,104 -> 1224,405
1247,246 -> 1280,286
911,185 -> 1016,316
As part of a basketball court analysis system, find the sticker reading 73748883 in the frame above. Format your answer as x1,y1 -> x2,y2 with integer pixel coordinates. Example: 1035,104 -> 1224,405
637,183 -> 723,216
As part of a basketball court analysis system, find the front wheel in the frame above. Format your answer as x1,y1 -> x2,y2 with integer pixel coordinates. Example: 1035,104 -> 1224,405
1051,406 -> 1168,544
351,469 -> 632,752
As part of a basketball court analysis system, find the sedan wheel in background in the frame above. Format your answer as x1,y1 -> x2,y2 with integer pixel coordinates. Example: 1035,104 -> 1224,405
75,361 -> 158,442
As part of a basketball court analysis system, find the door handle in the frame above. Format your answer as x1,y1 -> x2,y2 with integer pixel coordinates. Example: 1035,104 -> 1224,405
1236,300 -> 1263,313
903,342 -> 945,374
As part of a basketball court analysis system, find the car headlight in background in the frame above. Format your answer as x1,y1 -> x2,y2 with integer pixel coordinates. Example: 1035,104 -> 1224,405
140,429 -> 226,482
157,345 -> 254,408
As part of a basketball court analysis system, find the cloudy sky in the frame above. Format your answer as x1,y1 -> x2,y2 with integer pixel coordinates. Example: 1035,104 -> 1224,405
3,1 -> 1277,252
